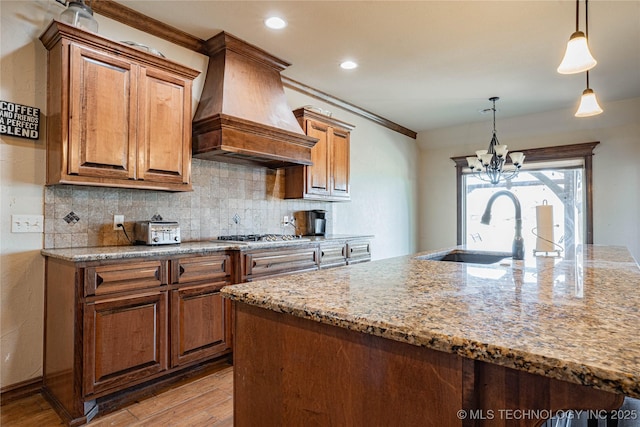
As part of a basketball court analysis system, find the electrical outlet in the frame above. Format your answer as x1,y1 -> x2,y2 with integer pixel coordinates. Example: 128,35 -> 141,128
11,215 -> 44,233
113,215 -> 124,230
283,215 -> 289,224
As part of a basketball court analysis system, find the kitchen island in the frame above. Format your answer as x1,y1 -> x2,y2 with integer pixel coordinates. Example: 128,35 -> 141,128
221,245 -> 640,426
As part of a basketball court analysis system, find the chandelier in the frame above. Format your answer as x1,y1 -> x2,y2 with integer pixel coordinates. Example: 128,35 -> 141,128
466,97 -> 525,185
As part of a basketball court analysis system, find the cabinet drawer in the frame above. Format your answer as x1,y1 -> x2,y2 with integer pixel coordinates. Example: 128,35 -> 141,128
85,261 -> 166,296
171,255 -> 231,285
244,247 -> 319,280
347,241 -> 371,264
319,243 -> 347,269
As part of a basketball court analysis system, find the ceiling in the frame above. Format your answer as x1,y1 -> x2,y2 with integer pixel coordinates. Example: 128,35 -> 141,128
116,0 -> 640,134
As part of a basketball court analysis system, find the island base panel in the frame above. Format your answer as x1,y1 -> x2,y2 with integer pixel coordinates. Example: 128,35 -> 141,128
233,302 -> 623,427
234,303 -> 464,426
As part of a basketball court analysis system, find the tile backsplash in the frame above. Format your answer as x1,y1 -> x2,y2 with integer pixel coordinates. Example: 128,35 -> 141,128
43,159 -> 332,248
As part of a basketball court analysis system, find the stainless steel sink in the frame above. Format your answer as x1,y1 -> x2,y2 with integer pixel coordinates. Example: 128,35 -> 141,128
416,250 -> 512,265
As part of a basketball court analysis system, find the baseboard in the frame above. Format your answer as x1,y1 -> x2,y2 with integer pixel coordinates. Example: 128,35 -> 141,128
0,376 -> 43,405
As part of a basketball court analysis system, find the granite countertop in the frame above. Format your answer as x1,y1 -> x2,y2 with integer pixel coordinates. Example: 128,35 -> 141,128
221,244 -> 640,399
40,235 -> 373,262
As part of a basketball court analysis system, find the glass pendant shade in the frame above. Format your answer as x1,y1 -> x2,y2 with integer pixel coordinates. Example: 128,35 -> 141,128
557,31 -> 597,74
575,88 -> 603,117
59,0 -> 98,32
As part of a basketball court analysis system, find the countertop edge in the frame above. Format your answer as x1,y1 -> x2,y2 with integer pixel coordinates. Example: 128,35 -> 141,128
40,235 -> 374,262
221,288 -> 638,398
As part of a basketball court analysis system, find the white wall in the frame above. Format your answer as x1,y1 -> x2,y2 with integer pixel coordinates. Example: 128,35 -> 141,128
417,97 -> 640,261
1,0 -> 53,390
0,0 -> 418,388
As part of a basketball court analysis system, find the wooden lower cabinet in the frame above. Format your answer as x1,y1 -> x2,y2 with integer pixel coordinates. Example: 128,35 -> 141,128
170,254 -> 233,368
43,242 -> 368,425
83,291 -> 168,397
43,253 -> 233,426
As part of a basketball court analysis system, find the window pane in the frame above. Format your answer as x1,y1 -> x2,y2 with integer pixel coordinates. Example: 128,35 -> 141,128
463,168 -> 584,257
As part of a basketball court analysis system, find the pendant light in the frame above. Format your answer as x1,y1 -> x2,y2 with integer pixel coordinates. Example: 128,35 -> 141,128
557,0 -> 596,74
575,71 -> 603,117
466,97 -> 525,185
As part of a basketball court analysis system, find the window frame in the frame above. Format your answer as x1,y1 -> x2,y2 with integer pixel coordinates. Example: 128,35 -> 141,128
450,141 -> 599,245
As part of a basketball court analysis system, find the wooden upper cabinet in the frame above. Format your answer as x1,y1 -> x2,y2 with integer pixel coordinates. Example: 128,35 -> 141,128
285,108 -> 355,201
40,20 -> 199,192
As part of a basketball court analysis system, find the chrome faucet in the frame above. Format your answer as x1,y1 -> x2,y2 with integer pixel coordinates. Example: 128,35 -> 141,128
480,190 -> 524,260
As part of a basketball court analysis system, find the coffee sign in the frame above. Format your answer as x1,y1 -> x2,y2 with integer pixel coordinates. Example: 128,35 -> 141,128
0,100 -> 40,140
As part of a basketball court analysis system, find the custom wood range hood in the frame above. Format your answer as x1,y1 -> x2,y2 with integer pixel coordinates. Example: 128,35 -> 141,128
192,32 -> 318,168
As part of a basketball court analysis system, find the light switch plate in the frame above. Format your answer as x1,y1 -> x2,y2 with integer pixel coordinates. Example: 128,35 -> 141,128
11,214 -> 44,233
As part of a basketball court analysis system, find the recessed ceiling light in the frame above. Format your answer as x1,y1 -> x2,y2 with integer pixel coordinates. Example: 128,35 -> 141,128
340,60 -> 358,70
265,16 -> 287,30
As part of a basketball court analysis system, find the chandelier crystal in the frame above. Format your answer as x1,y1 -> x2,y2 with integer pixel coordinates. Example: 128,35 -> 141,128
466,97 -> 525,185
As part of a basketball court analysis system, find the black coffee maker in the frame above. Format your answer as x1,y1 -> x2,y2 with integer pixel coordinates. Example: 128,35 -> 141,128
304,210 -> 326,236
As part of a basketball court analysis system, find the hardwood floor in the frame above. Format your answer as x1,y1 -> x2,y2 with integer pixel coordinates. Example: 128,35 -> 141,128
1,364 -> 233,427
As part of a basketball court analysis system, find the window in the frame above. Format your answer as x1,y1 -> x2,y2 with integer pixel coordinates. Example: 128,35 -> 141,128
451,142 -> 599,255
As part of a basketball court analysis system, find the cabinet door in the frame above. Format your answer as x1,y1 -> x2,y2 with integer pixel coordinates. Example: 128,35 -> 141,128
170,284 -> 231,367
170,255 -> 232,367
330,127 -> 350,198
83,291 -> 168,397
69,44 -> 137,180
305,119 -> 331,196
137,67 -> 191,185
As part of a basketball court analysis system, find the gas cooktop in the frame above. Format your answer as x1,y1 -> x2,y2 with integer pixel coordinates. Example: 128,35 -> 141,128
217,234 -> 307,242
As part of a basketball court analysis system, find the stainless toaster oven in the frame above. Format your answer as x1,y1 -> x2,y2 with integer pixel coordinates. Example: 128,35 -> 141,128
133,221 -> 180,245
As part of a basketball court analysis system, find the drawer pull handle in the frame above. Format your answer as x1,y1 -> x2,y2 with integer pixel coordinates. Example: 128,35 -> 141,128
179,265 -> 185,276
321,251 -> 325,257
96,274 -> 104,286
